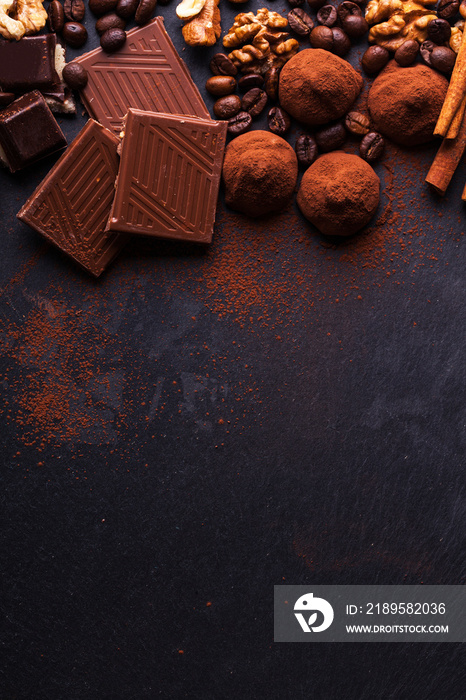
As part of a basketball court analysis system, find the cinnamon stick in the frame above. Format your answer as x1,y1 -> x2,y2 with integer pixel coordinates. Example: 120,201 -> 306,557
426,103 -> 466,195
446,95 -> 466,139
434,28 -> 466,138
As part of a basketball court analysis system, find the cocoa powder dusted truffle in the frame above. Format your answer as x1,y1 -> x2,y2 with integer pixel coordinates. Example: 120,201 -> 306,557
222,131 -> 298,218
297,152 -> 380,237
368,62 -> 448,146
278,49 -> 363,127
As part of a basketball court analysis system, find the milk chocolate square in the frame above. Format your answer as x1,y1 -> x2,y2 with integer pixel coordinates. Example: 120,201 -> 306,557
0,91 -> 66,173
73,18 -> 210,137
17,119 -> 126,277
106,109 -> 227,244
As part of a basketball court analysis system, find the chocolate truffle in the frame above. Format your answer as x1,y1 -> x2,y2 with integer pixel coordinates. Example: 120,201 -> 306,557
278,49 -> 363,127
368,62 -> 448,146
297,152 -> 380,236
222,131 -> 298,218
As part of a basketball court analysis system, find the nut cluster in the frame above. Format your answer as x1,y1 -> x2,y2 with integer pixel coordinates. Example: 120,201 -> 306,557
223,8 -> 299,73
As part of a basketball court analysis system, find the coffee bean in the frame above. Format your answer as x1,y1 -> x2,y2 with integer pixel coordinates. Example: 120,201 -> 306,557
89,0 -> 118,15
228,111 -> 252,136
361,45 -> 390,74
0,92 -> 15,107
394,39 -> 419,66
47,0 -> 65,32
268,106 -> 291,135
431,45 -> 457,72
316,5 -> 338,26
288,8 -> 314,35
295,134 -> 318,169
337,1 -> 362,22
135,0 -> 157,24
206,75 -> 236,96
64,0 -> 85,22
344,111 -> 370,135
116,0 -> 138,18
95,12 -> 126,34
307,0 -> 327,9
331,27 -> 351,56
264,67 -> 280,100
427,17 -> 451,43
213,95 -> 242,120
420,39 -> 435,66
437,0 -> 460,19
62,62 -> 88,90
242,88 -> 268,117
238,74 -> 264,91
100,27 -> 127,52
340,14 -> 368,39
310,25 -> 334,50
62,21 -> 88,47
209,53 -> 238,77
360,131 -> 384,162
315,122 -> 346,152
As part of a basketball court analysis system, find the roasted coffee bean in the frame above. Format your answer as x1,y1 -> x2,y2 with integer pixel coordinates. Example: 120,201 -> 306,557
427,17 -> 451,43
394,39 -> 419,66
431,45 -> 457,72
135,0 -> 157,24
331,27 -> 351,56
344,111 -> 370,135
206,75 -> 236,96
264,67 -> 280,100
214,95 -> 242,120
100,27 -> 126,51
228,111 -> 252,136
116,0 -> 138,18
268,106 -> 291,135
209,53 -> 238,77
420,39 -> 435,65
360,131 -> 385,162
62,21 -> 88,47
337,1 -> 362,22
361,45 -> 390,74
288,0 -> 304,7
315,122 -> 346,152
310,25 -> 334,50
242,87 -> 267,117
437,0 -> 460,19
89,0 -> 118,15
288,7 -> 314,35
47,0 -> 65,32
295,133 -> 318,168
64,0 -> 85,22
316,4 -> 337,26
0,92 -> 15,107
340,14 -> 368,39
238,73 -> 263,91
307,0 -> 327,9
96,11 -> 126,33
62,62 -> 88,89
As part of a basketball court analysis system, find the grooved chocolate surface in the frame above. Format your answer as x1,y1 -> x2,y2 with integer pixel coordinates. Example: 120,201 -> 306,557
74,18 -> 210,136
107,109 -> 227,243
17,119 -> 126,277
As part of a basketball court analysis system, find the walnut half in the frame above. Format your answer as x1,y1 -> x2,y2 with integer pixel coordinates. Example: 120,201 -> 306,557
365,0 -> 437,50
0,0 -> 47,40
182,0 -> 221,46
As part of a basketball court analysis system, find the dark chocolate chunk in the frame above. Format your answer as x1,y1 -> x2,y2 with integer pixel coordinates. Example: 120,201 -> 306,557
0,35 -> 58,93
0,91 -> 66,173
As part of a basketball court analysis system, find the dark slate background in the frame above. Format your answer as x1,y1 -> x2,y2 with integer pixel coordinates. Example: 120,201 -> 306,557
1,1 -> 465,698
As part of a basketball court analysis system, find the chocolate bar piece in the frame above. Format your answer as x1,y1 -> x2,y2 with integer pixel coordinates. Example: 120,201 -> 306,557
17,119 -> 126,277
74,18 -> 210,137
107,109 -> 227,244
0,35 -> 59,93
0,91 -> 67,173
